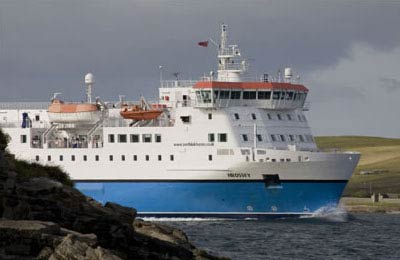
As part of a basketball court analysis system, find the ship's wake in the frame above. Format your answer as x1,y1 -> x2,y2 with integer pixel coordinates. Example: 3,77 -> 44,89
141,217 -> 230,222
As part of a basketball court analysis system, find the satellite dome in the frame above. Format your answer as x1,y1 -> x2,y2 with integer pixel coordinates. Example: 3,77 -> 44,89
84,73 -> 95,85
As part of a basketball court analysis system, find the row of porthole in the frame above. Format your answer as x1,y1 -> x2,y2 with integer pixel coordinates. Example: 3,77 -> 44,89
35,154 -> 175,162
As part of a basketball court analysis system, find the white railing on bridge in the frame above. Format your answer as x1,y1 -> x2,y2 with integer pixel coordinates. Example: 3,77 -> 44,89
160,80 -> 197,88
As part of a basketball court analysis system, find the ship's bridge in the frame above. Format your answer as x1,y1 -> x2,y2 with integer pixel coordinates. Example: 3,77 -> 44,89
193,81 -> 309,110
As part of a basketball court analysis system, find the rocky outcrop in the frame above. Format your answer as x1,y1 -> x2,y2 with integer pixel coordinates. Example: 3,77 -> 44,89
0,220 -> 122,260
0,133 -> 229,260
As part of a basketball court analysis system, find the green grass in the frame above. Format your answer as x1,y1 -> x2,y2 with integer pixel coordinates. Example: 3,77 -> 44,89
316,136 -> 400,197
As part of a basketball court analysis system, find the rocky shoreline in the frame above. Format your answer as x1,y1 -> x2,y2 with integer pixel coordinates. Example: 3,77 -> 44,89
0,130 -> 227,260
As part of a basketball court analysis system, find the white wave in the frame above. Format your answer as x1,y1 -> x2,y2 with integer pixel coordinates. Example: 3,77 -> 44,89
301,204 -> 349,222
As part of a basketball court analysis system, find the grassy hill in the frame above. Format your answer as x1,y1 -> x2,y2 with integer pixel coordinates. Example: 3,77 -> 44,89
316,136 -> 400,197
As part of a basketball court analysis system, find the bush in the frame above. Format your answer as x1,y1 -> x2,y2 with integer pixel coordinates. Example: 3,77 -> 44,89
0,128 -> 10,151
1,127 -> 73,187
10,159 -> 73,187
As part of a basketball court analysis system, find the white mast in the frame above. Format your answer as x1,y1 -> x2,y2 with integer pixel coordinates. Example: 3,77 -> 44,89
217,23 -> 247,82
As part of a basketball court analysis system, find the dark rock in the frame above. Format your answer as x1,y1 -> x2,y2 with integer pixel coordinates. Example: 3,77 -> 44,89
105,202 -> 137,223
134,219 -> 192,250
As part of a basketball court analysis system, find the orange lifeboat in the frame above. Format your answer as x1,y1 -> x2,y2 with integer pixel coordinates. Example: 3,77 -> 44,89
48,99 -> 101,124
120,105 -> 163,120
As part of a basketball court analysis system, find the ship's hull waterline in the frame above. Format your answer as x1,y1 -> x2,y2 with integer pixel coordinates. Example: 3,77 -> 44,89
76,180 -> 348,218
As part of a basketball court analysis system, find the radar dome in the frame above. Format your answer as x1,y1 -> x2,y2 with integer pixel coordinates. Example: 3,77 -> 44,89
85,73 -> 95,85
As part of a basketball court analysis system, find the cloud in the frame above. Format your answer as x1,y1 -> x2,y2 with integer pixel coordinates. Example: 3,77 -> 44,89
305,43 -> 400,138
380,78 -> 400,93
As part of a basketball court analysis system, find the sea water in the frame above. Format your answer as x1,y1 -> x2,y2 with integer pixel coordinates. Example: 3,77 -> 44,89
151,212 -> 400,259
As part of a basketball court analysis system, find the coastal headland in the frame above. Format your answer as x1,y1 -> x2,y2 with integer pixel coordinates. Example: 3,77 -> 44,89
316,136 -> 400,213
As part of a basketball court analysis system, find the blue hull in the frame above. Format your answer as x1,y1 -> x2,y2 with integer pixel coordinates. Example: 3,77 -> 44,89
75,180 -> 347,218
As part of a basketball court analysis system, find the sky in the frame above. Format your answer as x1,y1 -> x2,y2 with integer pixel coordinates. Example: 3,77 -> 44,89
0,0 -> 399,137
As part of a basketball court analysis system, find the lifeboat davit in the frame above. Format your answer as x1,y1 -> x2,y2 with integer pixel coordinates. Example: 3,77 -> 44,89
48,99 -> 101,124
120,105 -> 163,120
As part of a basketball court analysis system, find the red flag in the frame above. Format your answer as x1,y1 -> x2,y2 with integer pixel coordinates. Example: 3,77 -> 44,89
198,41 -> 208,47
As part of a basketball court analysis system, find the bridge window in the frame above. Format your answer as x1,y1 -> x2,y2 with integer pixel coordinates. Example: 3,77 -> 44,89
257,134 -> 263,142
208,133 -> 215,142
241,134 -> 248,142
218,133 -> 227,142
258,91 -> 271,100
118,134 -> 127,143
130,134 -> 139,143
280,135 -> 286,142
272,91 -> 281,100
251,113 -> 257,120
287,114 -> 292,120
230,91 -> 241,99
201,90 -> 212,103
243,91 -> 256,99
220,91 -> 230,99
289,135 -> 295,142
298,135 -> 305,142
287,92 -> 294,100
267,113 -> 272,120
270,135 -> 277,142
277,114 -> 282,120
213,90 -> 219,100
142,134 -> 152,143
233,113 -> 240,120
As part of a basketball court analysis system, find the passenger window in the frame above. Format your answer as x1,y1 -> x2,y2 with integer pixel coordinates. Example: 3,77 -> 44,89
142,134 -> 152,143
208,133 -> 215,142
218,133 -> 227,142
118,134 -> 127,143
155,134 -> 162,143
20,135 -> 27,143
251,113 -> 257,120
130,134 -> 139,143
108,134 -> 115,143
242,134 -> 248,142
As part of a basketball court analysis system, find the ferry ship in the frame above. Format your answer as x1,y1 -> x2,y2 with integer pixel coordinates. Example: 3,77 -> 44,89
0,24 -> 360,218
